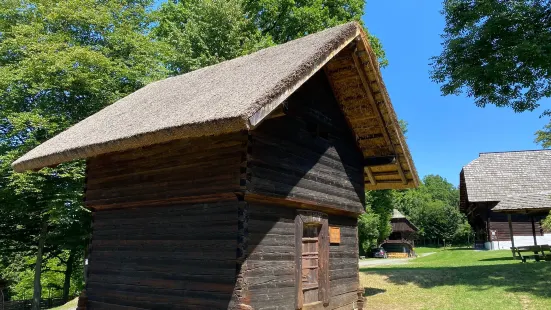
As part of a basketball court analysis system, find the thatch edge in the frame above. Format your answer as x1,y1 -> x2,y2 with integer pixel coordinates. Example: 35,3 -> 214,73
247,25 -> 360,128
12,22 -> 362,173
12,117 -> 245,172
356,31 -> 420,187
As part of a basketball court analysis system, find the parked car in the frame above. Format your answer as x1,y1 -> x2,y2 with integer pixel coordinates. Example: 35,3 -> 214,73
371,247 -> 388,258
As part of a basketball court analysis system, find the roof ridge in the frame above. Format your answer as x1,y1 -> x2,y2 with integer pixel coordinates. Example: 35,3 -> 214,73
479,149 -> 551,156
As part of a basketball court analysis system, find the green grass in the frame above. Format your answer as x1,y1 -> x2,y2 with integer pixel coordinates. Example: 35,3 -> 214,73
50,298 -> 77,310
360,249 -> 551,310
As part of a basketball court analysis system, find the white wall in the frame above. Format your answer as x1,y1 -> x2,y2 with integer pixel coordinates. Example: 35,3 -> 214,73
485,234 -> 551,250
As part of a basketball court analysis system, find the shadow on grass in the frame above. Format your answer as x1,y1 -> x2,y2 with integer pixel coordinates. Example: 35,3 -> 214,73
445,247 -> 475,251
363,288 -> 386,297
478,257 -> 515,262
360,262 -> 551,299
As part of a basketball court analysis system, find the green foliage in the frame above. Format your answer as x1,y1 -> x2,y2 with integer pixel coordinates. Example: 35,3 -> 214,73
153,0 -> 272,74
432,0 -> 551,149
2,251 -> 83,300
534,122 -> 551,149
432,0 -> 551,112
358,210 -> 380,255
543,212 -> 551,232
359,175 -> 470,252
393,175 -> 472,245
1,0 -> 388,301
358,190 -> 394,254
243,0 -> 387,67
0,0 -> 168,301
155,0 -> 388,75
365,190 -> 394,244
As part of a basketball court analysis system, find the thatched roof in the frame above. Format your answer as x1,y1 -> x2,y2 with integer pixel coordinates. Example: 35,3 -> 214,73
461,150 -> 551,202
13,22 -> 418,190
492,191 -> 551,214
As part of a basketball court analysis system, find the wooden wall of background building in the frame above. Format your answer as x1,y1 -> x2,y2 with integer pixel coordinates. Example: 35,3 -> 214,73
459,171 -> 468,212
488,211 -> 545,241
467,202 -> 546,242
247,71 -> 365,215
390,219 -> 416,233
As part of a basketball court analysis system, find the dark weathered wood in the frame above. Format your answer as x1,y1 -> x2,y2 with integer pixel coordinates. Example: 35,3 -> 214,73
531,215 -> 538,246
82,70 -> 365,309
508,214 -> 516,258
86,132 -> 246,209
245,193 -> 362,217
247,71 -> 365,214
319,216 -> 330,306
295,211 -> 304,310
85,201 -> 240,309
465,201 -> 546,242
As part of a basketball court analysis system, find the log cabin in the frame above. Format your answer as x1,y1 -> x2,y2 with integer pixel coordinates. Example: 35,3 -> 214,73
460,150 -> 551,250
382,210 -> 418,258
13,22 -> 419,310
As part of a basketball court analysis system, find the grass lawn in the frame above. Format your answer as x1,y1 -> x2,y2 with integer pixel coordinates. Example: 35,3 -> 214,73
50,297 -> 77,310
360,248 -> 551,310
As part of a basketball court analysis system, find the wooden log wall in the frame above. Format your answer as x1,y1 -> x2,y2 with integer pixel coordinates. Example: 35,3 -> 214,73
489,211 -> 545,241
467,202 -> 547,242
84,132 -> 248,309
327,216 -> 360,310
83,71 -> 365,309
85,132 -> 247,210
86,201 -> 242,309
239,203 -> 360,310
247,71 -> 365,215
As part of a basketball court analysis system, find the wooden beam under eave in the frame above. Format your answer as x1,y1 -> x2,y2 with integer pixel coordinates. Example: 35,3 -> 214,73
365,167 -> 377,185
351,51 -> 408,185
365,180 -> 416,190
351,52 -> 392,148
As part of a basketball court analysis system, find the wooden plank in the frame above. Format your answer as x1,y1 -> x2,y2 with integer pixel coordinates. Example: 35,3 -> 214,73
531,215 -> 538,246
319,217 -> 330,306
508,214 -> 516,259
351,51 -> 408,185
295,212 -> 304,309
365,166 -> 376,185
245,193 -> 363,217
329,226 -> 341,244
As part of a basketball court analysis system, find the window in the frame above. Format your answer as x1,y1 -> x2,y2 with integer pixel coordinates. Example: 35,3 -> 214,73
295,211 -> 329,308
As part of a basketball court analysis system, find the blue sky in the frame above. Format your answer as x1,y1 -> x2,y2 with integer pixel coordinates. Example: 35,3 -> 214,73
363,1 -> 547,186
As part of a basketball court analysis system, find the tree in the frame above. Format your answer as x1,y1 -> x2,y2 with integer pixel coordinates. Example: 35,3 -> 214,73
0,1 -> 167,307
431,0 -> 551,146
421,174 -> 459,208
153,0 -> 271,74
243,0 -> 387,67
154,0 -> 388,75
358,210 -> 380,255
2,0 -> 389,303
393,175 -> 472,246
358,190 -> 394,254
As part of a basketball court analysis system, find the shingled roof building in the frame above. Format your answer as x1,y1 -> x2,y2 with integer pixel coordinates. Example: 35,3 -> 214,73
14,23 -> 418,310
382,210 -> 418,258
460,150 -> 551,250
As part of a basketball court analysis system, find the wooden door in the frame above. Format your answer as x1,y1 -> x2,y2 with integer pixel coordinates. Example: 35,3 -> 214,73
302,225 -> 320,304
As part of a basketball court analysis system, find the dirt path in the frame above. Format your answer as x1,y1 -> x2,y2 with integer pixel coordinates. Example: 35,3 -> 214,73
359,252 -> 435,267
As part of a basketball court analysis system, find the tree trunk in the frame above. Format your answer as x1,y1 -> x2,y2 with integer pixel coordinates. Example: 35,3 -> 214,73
32,220 -> 48,310
63,248 -> 76,302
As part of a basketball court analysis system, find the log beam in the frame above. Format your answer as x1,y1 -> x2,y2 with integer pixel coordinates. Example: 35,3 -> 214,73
351,51 -> 408,185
